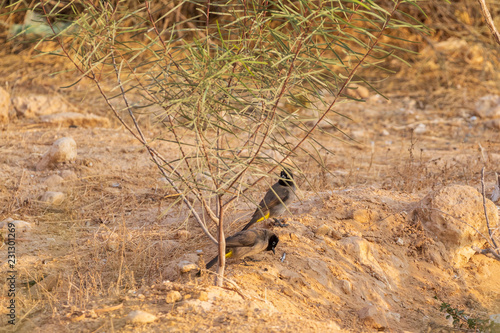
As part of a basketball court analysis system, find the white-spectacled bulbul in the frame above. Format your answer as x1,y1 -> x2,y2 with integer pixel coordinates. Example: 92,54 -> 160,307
241,168 -> 295,231
205,229 -> 279,269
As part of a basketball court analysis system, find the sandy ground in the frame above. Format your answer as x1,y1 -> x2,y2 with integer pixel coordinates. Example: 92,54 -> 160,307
0,47 -> 500,333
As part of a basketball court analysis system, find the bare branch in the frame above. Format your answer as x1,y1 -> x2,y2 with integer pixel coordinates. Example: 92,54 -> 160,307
481,167 -> 499,249
477,0 -> 500,46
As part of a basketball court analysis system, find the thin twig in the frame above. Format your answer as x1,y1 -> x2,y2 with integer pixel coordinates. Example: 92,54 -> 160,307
215,195 -> 225,287
480,167 -> 499,249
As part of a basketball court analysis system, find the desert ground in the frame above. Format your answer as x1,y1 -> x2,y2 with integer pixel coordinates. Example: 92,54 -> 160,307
1,33 -> 500,332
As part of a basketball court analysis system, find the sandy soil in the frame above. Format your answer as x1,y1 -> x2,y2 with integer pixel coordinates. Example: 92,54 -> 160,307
0,47 -> 500,333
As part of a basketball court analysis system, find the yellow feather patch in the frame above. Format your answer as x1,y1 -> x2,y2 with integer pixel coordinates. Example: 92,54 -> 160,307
225,249 -> 233,258
256,212 -> 270,223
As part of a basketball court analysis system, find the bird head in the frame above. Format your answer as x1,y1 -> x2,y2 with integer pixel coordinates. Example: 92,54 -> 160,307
267,234 -> 279,254
278,168 -> 294,187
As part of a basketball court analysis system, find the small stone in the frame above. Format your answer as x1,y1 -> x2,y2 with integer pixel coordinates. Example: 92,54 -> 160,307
30,274 -> 59,295
396,238 -> 404,246
315,224 -> 332,236
413,123 -> 426,134
178,260 -> 198,273
474,95 -> 500,118
197,291 -> 208,302
166,290 -> 182,304
39,112 -> 110,128
358,305 -> 388,329
381,129 -> 390,136
61,170 -> 78,180
484,119 -> 500,130
176,230 -> 191,240
330,229 -> 343,240
40,191 -> 65,205
44,174 -> 64,188
389,312 -> 401,323
160,240 -> 179,251
353,209 -> 371,223
36,137 -> 77,171
351,130 -> 365,139
0,218 -> 32,232
341,279 -> 352,295
12,94 -> 70,118
125,310 -> 157,324
0,86 -> 11,124
106,240 -> 119,252
490,314 -> 500,324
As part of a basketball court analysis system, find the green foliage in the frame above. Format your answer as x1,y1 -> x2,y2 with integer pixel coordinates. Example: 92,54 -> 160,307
435,296 -> 495,332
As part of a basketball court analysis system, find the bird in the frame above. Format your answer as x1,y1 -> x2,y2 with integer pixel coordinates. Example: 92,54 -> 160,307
241,168 -> 296,231
205,229 -> 279,269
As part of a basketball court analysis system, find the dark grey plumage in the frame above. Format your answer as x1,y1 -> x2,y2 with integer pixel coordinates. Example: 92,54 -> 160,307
205,229 -> 279,269
241,169 -> 295,231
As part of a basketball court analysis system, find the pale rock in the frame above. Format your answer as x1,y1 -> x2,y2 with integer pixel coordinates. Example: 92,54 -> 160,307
44,174 -> 64,188
330,229 -> 343,240
353,209 -> 372,223
338,237 -> 387,284
0,218 -> 32,232
30,274 -> 58,294
176,230 -> 191,240
197,291 -> 209,302
125,310 -> 158,324
40,191 -> 65,205
381,129 -> 390,136
12,94 -> 70,118
340,279 -> 352,295
434,38 -> 468,53
315,224 -> 332,236
178,260 -> 198,273
389,312 -> 401,322
166,290 -> 182,304
474,95 -> 500,118
159,240 -> 179,251
351,130 -> 365,139
413,123 -> 427,134
413,185 -> 499,267
279,269 -> 305,285
0,86 -> 10,123
490,313 -> 500,324
484,119 -> 500,130
358,305 -> 388,329
61,170 -> 78,180
36,137 -> 77,171
106,240 -> 119,252
40,112 -> 110,128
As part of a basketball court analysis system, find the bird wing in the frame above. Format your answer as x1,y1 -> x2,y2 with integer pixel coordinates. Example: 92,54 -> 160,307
225,230 -> 259,248
262,183 -> 291,209
242,183 -> 292,230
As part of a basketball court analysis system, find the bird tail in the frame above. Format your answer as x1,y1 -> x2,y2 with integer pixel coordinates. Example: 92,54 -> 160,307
205,255 -> 219,269
242,214 -> 267,231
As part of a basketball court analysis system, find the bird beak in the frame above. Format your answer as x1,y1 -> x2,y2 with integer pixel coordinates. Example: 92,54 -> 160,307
272,248 -> 276,255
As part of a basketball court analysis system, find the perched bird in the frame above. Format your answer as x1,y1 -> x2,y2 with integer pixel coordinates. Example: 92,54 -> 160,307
241,168 -> 296,231
205,229 -> 279,269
